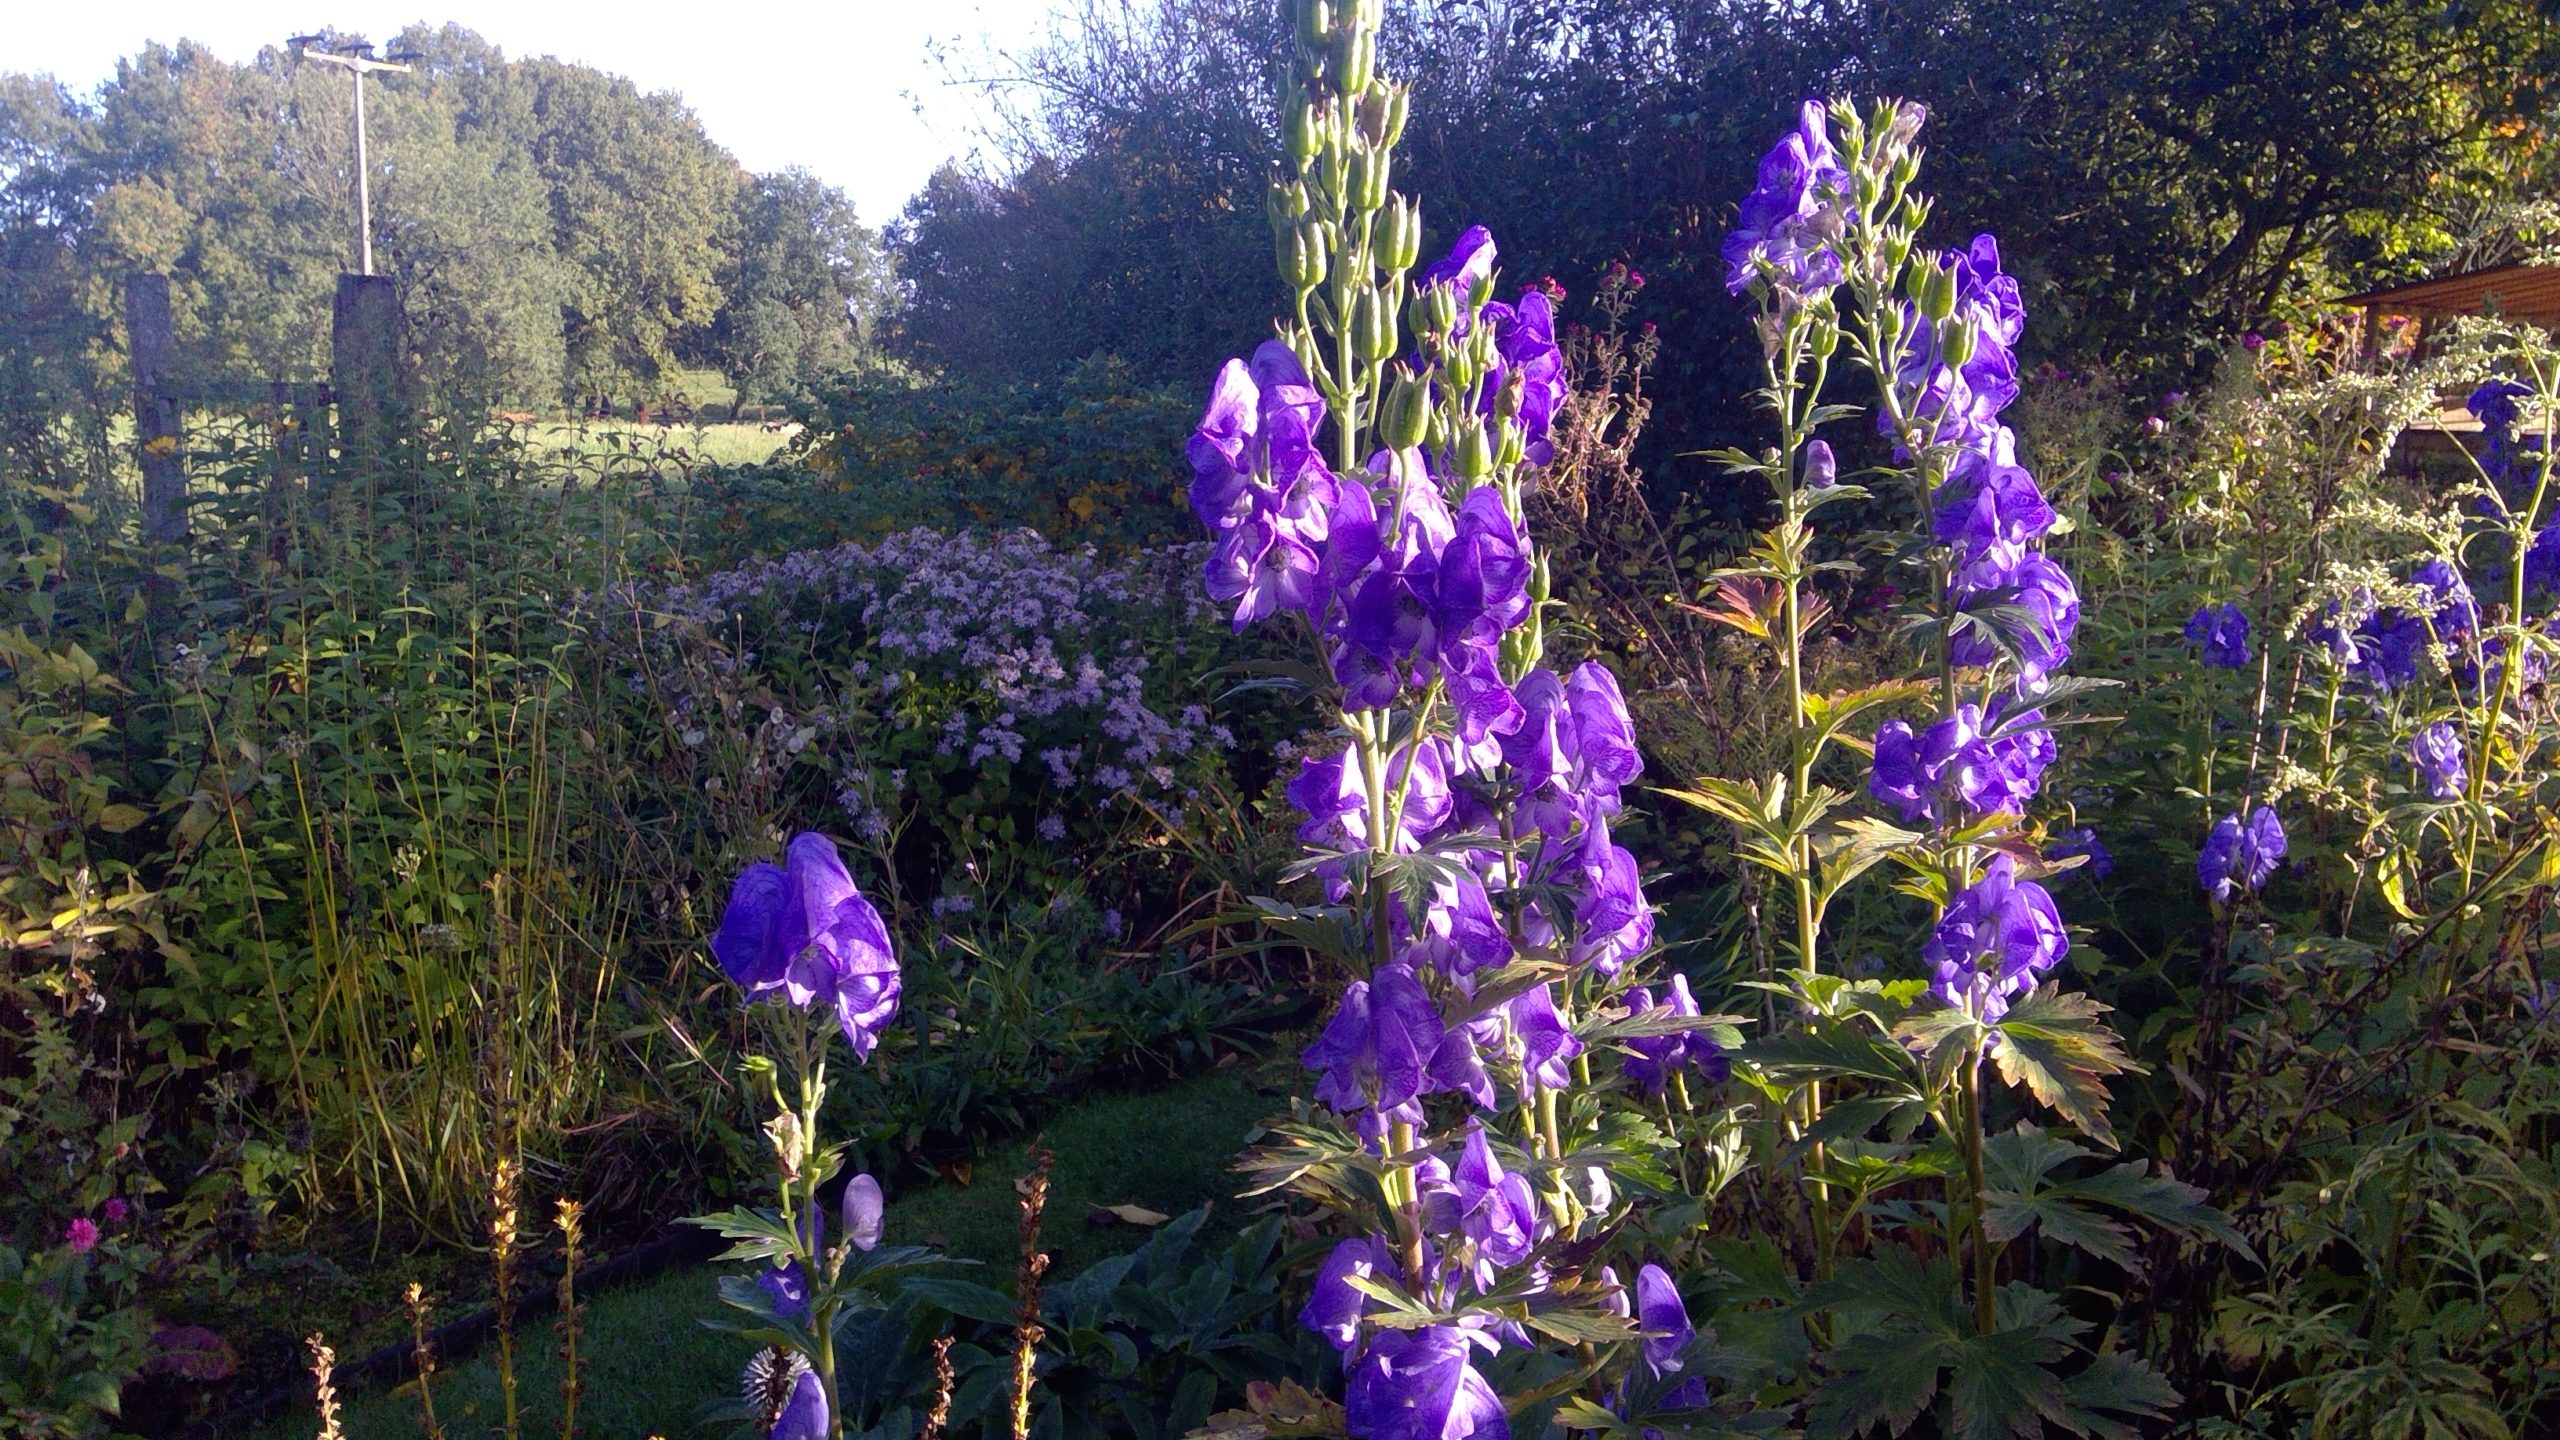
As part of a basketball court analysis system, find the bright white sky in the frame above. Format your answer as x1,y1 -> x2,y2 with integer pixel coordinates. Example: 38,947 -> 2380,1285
1,0 -> 1070,225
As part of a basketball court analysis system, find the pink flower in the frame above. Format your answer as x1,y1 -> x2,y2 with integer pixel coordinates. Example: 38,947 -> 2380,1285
66,1217 -> 100,1253
103,1198 -> 129,1224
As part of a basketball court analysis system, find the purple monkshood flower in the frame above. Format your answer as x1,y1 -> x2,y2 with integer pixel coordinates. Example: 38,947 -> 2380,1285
1634,1265 -> 1694,1378
1933,438 -> 2055,569
1345,1325 -> 1510,1440
842,1173 -> 884,1252
769,1368 -> 829,1440
2185,603 -> 2253,669
2411,721 -> 2466,800
2412,559 -> 2478,640
1804,438 -> 1837,489
2469,377 -> 2529,432
712,833 -> 902,1059
1621,974 -> 1728,1095
1870,702 -> 2053,825
1304,1234 -> 1397,1353
1420,225 -> 1499,309
2524,526 -> 2560,601
2199,805 -> 2287,902
1722,99 -> 1850,297
1424,1122 -> 1540,1273
1436,488 -> 1534,656
1305,962 -> 1444,1118
1891,239 -> 2025,449
756,1206 -> 823,1324
1924,854 -> 2069,1026
1951,551 -> 2079,685
2044,827 -> 2114,880
1569,811 -> 1654,975
1483,291 -> 1567,461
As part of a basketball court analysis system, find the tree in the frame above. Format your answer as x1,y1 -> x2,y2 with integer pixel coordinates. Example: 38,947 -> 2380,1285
708,169 -> 894,416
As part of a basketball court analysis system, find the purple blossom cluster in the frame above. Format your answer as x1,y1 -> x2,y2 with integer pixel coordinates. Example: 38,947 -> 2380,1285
595,528 -> 1236,822
1781,110 -> 2080,1025
2185,603 -> 2252,669
2198,806 -> 2286,903
1191,225 -> 1714,1434
1722,100 -> 1850,298
2410,721 -> 2466,800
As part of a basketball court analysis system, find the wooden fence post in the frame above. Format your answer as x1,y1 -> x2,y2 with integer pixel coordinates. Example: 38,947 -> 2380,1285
126,272 -> 187,544
330,272 -> 407,476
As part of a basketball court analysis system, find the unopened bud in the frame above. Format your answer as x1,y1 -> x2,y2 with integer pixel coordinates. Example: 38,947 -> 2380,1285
1455,417 -> 1495,479
1804,438 -> 1836,489
1381,367 -> 1429,450
1493,368 -> 1524,423
1267,180 -> 1309,233
1917,258 -> 1957,323
1355,285 -> 1398,361
1940,316 -> 1977,369
1379,194 -> 1421,272
1333,27 -> 1374,94
1285,101 -> 1323,170
1297,0 -> 1331,52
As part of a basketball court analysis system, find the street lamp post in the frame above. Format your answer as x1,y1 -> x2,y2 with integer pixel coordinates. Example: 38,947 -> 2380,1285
291,39 -> 411,276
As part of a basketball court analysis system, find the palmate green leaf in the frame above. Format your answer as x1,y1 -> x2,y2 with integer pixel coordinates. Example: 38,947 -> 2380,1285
1739,1024 -> 1925,1090
1988,987 -> 2140,1150
682,1205 -> 800,1261
1945,1330 -> 2071,1440
1795,1094 -> 1930,1151
2054,1350 -> 2182,1440
1981,1121 -> 2246,1264
1807,1326 -> 1952,1437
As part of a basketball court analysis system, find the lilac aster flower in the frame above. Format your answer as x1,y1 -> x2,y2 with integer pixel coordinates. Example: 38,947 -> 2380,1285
1924,854 -> 2069,1025
1304,1234 -> 1397,1353
769,1367 -> 829,1440
2184,603 -> 2253,669
1344,1325 -> 1510,1440
1722,99 -> 1850,297
2411,721 -> 2466,800
2199,805 -> 2287,902
1305,962 -> 1444,1117
712,834 -> 902,1059
1635,1265 -> 1693,1378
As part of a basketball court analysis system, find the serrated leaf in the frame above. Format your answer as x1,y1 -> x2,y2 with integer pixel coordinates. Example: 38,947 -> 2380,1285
2054,1350 -> 2181,1440
1946,1330 -> 2070,1440
1990,988 -> 2138,1149
1809,1326 -> 1950,1437
1740,1025 -> 1923,1090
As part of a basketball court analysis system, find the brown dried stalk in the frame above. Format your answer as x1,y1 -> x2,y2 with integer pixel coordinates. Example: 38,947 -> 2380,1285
1009,1142 -> 1055,1440
489,1151 -> 523,1440
404,1283 -> 449,1440
307,1334 -> 343,1440
555,1198 -> 585,1440
919,1335 -> 957,1440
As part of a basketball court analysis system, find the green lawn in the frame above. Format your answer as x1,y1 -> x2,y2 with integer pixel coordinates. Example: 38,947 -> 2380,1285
247,1063 -> 1284,1440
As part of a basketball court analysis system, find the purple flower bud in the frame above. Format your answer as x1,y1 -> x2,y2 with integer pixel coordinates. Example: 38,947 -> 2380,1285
2044,827 -> 2113,880
841,1173 -> 884,1252
1804,438 -> 1837,489
1635,1264 -> 1693,1377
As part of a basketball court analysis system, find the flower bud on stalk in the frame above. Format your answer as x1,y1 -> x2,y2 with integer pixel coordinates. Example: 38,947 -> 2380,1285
1282,218 -> 1331,293
1332,26 -> 1374,94
1285,101 -> 1323,170
1411,281 -> 1456,344
1378,194 -> 1421,272
1351,146 -> 1390,212
1296,0 -> 1331,52
1267,179 -> 1309,232
1918,257 -> 1958,322
1940,316 -> 1977,369
1455,417 -> 1496,480
1381,366 -> 1430,450
1354,286 -> 1399,362
1809,304 -> 1840,359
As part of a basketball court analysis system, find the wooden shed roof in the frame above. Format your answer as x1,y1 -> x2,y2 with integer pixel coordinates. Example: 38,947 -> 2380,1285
2336,262 -> 2560,326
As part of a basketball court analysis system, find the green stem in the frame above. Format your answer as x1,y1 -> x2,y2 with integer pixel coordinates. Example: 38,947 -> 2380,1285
1961,1048 -> 1995,1336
